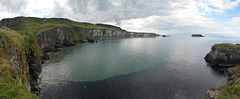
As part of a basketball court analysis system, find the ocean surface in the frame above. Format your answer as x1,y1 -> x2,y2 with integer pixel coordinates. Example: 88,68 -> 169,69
40,36 -> 239,99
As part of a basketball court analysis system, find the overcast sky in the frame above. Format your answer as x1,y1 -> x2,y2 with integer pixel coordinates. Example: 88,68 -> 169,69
0,0 -> 240,36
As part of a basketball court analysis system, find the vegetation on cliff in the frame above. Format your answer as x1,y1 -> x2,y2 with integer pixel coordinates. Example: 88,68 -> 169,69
0,26 -> 41,98
207,66 -> 240,99
0,58 -> 38,99
212,43 -> 240,50
0,17 -> 120,34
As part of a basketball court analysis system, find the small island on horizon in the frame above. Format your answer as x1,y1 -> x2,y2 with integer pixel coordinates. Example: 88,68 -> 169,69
191,34 -> 204,37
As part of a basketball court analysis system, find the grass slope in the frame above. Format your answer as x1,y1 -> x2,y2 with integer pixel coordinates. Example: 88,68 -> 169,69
1,17 -> 120,34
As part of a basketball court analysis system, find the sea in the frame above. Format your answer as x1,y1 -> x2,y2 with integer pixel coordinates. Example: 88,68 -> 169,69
40,35 -> 239,99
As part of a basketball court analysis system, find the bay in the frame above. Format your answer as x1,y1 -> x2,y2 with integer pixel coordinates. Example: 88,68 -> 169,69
40,36 -> 239,99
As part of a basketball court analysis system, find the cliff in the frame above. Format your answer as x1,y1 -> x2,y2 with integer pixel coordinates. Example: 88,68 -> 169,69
0,17 -> 159,98
205,44 -> 240,98
0,27 -> 40,98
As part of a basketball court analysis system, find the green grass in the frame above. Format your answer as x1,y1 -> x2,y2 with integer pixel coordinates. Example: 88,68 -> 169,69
1,17 -> 119,35
0,27 -> 26,50
215,78 -> 240,99
212,43 -> 240,50
0,58 -> 38,99
212,66 -> 240,99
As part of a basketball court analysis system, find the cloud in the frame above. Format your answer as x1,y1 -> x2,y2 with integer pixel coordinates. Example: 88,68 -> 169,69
47,0 -> 240,34
226,17 -> 240,25
223,17 -> 240,36
0,0 -> 240,35
0,0 -> 29,13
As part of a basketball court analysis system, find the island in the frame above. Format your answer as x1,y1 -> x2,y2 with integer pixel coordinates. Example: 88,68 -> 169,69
205,43 -> 240,98
162,35 -> 170,37
191,34 -> 204,37
0,17 -> 160,98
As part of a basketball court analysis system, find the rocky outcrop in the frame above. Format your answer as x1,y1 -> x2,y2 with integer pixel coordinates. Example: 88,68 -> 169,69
205,43 -> 240,66
36,27 -> 79,50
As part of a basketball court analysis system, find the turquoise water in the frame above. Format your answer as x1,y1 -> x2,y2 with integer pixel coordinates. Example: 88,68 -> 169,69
41,36 -> 239,99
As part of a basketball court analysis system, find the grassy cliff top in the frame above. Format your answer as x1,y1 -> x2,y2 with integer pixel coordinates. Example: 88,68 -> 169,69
0,17 -> 123,34
212,43 -> 240,50
0,26 -> 35,50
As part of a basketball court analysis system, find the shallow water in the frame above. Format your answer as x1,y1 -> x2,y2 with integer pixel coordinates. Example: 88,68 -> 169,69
40,36 -> 239,99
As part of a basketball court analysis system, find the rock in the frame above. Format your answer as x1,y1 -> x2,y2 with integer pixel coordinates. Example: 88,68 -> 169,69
162,35 -> 169,37
42,52 -> 50,60
87,39 -> 95,43
205,89 -> 221,99
205,43 -> 240,66
227,66 -> 240,80
191,34 -> 204,37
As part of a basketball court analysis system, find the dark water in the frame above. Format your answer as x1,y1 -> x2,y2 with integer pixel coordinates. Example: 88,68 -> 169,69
40,36 -> 239,99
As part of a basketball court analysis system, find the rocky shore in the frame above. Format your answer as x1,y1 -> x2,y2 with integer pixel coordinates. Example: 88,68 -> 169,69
205,43 -> 240,98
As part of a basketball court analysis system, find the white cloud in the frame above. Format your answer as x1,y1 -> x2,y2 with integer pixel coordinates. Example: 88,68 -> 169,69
29,0 -> 54,10
223,17 -> 240,36
226,17 -> 240,25
0,11 -> 15,20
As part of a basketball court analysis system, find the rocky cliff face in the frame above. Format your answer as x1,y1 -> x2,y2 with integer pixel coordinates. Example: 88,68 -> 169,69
37,28 -> 159,51
205,43 -> 240,66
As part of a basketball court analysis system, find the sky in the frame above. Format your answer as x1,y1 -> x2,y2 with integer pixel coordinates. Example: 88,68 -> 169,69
0,0 -> 240,36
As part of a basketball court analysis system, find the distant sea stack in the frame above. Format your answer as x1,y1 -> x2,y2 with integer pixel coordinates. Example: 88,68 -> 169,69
191,34 -> 204,37
205,43 -> 240,67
